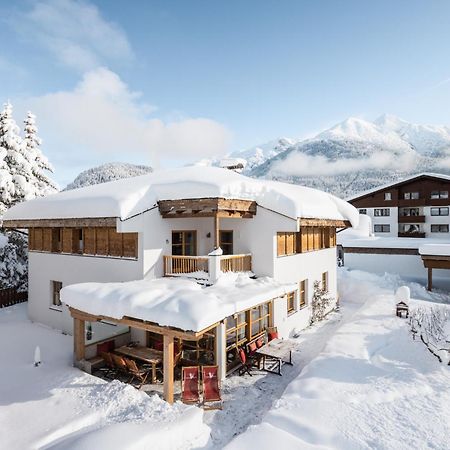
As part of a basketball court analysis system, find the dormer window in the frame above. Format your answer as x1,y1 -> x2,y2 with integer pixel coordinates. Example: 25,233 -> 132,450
384,192 -> 392,201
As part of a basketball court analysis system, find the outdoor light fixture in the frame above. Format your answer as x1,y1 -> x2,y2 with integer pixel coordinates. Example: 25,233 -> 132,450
206,232 -> 211,238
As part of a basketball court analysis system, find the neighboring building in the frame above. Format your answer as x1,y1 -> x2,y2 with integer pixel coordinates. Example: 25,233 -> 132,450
3,166 -> 357,403
347,173 -> 450,239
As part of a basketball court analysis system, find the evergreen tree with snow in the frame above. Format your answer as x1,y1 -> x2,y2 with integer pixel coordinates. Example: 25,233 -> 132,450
23,111 -> 57,195
0,104 -> 16,215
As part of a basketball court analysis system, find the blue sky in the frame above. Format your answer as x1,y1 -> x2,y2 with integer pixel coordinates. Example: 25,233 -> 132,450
1,0 -> 450,186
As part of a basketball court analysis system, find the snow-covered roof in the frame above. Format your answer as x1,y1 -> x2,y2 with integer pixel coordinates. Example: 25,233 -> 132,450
347,172 -> 450,201
419,244 -> 450,257
338,235 -> 450,250
61,274 -> 297,332
4,166 -> 359,226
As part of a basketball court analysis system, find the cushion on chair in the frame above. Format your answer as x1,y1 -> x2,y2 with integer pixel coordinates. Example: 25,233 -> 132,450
238,348 -> 247,364
268,331 -> 278,341
248,342 -> 257,354
256,338 -> 264,348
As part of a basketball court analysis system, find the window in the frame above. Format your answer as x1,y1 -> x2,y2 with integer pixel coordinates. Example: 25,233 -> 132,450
72,228 -> 83,253
219,230 -> 233,255
299,280 -> 307,308
51,281 -> 63,308
374,208 -> 390,217
321,272 -> 328,292
277,232 -> 297,256
431,207 -> 449,216
359,209 -> 367,215
249,302 -> 272,339
431,191 -> 448,199
287,291 -> 296,315
374,224 -> 390,233
51,228 -> 62,253
404,192 -> 419,200
384,192 -> 392,201
172,231 -> 196,256
400,208 -> 420,217
400,224 -> 421,233
431,224 -> 449,233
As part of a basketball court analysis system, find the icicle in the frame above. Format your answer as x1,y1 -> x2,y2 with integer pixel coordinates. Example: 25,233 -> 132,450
34,346 -> 41,367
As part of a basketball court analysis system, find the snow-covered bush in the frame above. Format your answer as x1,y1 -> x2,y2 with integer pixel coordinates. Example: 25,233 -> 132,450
310,280 -> 333,325
409,306 -> 450,365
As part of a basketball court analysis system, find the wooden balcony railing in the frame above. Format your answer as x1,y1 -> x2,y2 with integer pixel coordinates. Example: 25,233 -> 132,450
163,255 -> 209,276
163,254 -> 252,277
398,215 -> 425,223
220,254 -> 252,273
398,232 -> 426,238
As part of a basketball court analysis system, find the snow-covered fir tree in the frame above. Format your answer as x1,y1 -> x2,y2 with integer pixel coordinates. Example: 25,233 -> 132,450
23,111 -> 57,195
0,102 -> 57,291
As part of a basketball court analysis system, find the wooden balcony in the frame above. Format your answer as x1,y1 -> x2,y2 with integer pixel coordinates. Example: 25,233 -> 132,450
398,232 -> 426,238
220,254 -> 252,273
163,254 -> 252,277
398,215 -> 425,223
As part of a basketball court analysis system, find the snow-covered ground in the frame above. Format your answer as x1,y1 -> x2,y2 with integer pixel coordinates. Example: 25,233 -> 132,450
1,269 -> 449,449
227,269 -> 450,450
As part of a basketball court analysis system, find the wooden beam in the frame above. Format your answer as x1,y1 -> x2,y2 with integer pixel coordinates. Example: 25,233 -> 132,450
214,214 -> 219,249
344,247 -> 419,255
427,267 -> 433,292
298,218 -> 351,228
163,334 -> 174,404
2,217 -> 117,229
73,317 -> 85,362
422,259 -> 450,270
69,307 -> 202,341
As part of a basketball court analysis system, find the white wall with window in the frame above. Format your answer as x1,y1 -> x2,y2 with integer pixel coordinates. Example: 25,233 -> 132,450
363,207 -> 398,237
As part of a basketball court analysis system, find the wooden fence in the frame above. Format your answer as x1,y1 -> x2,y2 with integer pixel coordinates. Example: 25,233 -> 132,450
0,288 -> 28,308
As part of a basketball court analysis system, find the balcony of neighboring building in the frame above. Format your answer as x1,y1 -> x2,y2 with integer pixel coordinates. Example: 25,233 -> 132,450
398,207 -> 425,223
398,223 -> 425,238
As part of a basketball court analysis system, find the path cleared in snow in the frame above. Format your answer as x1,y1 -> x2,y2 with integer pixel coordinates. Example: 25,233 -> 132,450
226,268 -> 450,450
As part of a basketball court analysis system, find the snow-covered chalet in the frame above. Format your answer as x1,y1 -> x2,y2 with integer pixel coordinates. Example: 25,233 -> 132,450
3,166 -> 358,402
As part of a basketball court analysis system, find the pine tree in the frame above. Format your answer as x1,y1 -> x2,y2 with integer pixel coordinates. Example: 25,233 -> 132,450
0,104 -> 16,215
23,111 -> 57,195
0,102 -> 35,206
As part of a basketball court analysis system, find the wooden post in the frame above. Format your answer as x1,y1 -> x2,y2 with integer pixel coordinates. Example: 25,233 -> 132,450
73,317 -> 85,363
427,267 -> 433,291
214,214 -> 220,250
163,334 -> 174,404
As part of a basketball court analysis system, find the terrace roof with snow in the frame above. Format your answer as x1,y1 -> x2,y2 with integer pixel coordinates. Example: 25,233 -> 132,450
3,166 -> 358,226
61,274 -> 297,333
346,172 -> 450,202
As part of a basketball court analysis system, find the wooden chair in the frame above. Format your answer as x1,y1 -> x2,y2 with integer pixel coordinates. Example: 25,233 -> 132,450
111,353 -> 129,380
125,358 -> 150,389
238,348 -> 253,376
267,327 -> 279,341
99,352 -> 118,379
181,366 -> 200,404
202,365 -> 222,410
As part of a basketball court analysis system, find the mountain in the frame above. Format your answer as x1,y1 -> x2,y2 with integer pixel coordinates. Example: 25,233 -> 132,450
64,162 -> 153,191
245,115 -> 450,198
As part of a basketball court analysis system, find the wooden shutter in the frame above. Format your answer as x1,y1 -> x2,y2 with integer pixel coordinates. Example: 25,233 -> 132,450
62,228 -> 73,253
42,228 -> 52,252
28,228 -> 35,251
108,228 -> 123,257
330,228 -> 336,247
123,233 -> 138,258
301,228 -> 308,253
34,228 -> 43,251
96,228 -> 109,255
84,228 -> 96,254
277,233 -> 285,256
286,232 -> 295,255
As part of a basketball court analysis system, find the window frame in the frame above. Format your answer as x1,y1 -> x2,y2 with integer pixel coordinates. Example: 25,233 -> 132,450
374,224 -> 390,233
286,291 -> 297,315
431,190 -> 449,200
299,280 -> 307,309
374,208 -> 390,217
172,230 -> 197,256
219,230 -> 234,255
358,209 -> 367,215
431,207 -> 449,216
51,280 -> 63,310
431,224 -> 449,233
384,192 -> 392,201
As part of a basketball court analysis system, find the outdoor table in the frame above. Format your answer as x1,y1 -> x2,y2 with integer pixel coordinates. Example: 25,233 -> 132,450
115,345 -> 163,383
255,338 -> 296,375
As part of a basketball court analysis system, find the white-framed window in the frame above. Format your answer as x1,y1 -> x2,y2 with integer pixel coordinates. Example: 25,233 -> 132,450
374,208 -> 390,217
431,191 -> 448,199
431,224 -> 449,233
404,192 -> 419,200
384,192 -> 392,201
51,281 -> 63,308
359,209 -> 367,215
431,207 -> 449,216
374,224 -> 390,233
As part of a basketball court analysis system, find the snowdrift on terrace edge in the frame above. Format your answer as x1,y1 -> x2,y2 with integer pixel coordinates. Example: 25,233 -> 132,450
3,166 -> 359,226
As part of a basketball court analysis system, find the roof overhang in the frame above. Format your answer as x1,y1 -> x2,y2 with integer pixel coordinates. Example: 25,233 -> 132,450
298,218 -> 352,228
158,197 -> 257,219
2,217 -> 118,229
421,254 -> 450,270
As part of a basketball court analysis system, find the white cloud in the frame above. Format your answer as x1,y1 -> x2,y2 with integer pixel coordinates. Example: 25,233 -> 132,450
270,151 -> 417,177
17,0 -> 133,71
25,67 -> 231,162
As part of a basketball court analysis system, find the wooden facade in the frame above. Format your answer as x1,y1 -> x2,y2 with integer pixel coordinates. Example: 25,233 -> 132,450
350,175 -> 450,209
29,227 -> 138,259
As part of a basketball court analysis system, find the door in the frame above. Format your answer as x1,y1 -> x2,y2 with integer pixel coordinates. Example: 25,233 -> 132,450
219,230 -> 233,255
172,231 -> 197,256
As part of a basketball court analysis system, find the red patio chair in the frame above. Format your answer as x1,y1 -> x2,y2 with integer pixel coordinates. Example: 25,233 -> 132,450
268,327 -> 279,341
238,348 -> 253,376
202,365 -> 222,410
181,366 -> 200,404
